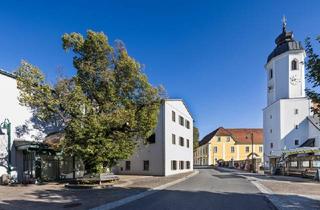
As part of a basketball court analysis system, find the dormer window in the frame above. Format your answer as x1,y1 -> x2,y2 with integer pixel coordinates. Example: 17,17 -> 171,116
291,59 -> 298,70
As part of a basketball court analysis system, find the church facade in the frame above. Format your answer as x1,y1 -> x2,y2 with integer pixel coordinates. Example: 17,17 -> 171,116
263,19 -> 320,173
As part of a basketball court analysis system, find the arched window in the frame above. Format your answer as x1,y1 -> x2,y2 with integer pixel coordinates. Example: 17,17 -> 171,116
291,59 -> 298,70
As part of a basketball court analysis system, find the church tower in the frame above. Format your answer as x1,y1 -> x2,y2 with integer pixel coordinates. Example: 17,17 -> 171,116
263,17 -> 311,170
266,16 -> 305,105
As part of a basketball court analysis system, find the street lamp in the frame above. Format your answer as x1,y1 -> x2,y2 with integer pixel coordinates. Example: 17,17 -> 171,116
250,133 -> 254,173
0,119 -> 11,174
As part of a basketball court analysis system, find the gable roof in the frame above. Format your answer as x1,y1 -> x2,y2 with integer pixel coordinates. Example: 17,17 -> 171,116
199,127 -> 232,146
0,69 -> 16,79
198,127 -> 263,146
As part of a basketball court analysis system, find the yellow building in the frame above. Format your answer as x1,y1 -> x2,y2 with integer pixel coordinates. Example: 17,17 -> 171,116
194,127 -> 264,166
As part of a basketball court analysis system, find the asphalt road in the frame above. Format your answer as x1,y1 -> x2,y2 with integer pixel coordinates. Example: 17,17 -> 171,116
114,168 -> 276,210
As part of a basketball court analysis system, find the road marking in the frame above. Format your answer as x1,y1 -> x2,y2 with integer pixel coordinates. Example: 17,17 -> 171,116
90,170 -> 199,210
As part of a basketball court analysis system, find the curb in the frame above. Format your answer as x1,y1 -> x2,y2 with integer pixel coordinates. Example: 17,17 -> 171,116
90,170 -> 199,210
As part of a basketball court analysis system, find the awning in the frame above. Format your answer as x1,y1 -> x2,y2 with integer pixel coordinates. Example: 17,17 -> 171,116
284,147 -> 320,156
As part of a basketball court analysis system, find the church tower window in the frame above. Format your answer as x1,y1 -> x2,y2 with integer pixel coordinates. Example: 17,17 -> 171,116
269,69 -> 273,79
291,59 -> 298,70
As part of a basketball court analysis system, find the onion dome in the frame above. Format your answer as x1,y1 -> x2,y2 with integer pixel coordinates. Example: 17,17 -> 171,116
267,16 -> 303,63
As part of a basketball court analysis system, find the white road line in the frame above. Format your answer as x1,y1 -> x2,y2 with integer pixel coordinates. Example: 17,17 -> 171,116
90,170 -> 199,210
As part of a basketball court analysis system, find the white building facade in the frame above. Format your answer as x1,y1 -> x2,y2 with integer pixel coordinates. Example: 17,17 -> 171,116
114,99 -> 193,176
0,70 -> 40,178
263,20 -> 320,171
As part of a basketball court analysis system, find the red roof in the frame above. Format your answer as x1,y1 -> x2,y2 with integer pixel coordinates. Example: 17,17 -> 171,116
199,127 -> 263,146
226,128 -> 263,144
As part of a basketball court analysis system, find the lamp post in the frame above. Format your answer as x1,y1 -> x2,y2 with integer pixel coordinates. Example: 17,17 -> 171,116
251,133 -> 254,173
0,119 -> 11,174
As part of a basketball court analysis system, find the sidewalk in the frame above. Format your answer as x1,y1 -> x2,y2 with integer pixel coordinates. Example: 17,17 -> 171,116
0,171 -> 195,210
217,167 -> 320,210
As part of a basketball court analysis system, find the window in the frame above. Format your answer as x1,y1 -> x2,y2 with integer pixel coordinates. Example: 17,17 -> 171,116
295,124 -> 299,129
294,109 -> 299,115
291,59 -> 298,70
125,161 -> 131,171
213,146 -> 218,153
179,137 -> 184,146
186,161 -> 190,169
231,146 -> 235,153
179,116 -> 184,126
294,139 -> 299,145
270,115 -> 272,119
226,137 -> 230,142
186,120 -> 190,129
217,137 -> 221,142
259,146 -> 263,153
312,160 -> 320,168
172,111 -> 176,122
269,69 -> 273,79
146,133 -> 156,144
187,139 -> 190,148
301,161 -> 310,168
179,161 -> 184,170
270,129 -> 272,133
290,161 -> 298,167
171,160 -> 177,170
270,143 -> 273,148
143,160 -> 149,171
245,146 -> 250,153
172,134 -> 176,144
268,86 -> 273,93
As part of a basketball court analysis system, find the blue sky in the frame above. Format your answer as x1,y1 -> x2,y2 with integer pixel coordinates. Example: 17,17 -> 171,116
1,0 -> 320,138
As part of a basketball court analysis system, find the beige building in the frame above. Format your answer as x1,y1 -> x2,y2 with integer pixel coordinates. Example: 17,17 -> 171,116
194,127 -> 263,166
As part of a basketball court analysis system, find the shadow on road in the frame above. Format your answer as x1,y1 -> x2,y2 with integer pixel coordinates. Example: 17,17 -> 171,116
0,185 -> 320,210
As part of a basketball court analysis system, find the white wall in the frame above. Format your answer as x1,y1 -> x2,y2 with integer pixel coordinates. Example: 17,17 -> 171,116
263,100 -> 281,166
114,104 -> 165,175
280,99 -> 310,148
164,100 -> 193,176
0,72 -> 39,176
114,99 -> 193,176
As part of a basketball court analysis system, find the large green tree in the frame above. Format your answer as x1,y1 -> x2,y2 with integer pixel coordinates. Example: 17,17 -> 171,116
305,36 -> 320,115
16,30 -> 161,174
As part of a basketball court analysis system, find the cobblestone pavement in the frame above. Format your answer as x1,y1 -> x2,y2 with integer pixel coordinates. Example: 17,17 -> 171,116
0,172 -> 193,210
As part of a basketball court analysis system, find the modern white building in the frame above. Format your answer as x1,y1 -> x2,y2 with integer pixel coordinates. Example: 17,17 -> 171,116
114,99 -> 193,176
0,69 -> 41,178
263,19 -> 320,171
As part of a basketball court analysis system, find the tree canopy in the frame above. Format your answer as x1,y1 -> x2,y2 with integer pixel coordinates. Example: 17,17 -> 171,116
305,36 -> 320,116
16,30 -> 162,174
193,126 -> 199,150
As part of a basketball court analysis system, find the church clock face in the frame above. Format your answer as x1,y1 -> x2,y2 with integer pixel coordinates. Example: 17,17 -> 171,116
289,75 -> 300,86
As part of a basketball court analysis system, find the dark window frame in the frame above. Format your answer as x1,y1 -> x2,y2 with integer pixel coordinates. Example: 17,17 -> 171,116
186,161 -> 190,169
231,146 -> 235,153
172,111 -> 176,122
143,160 -> 149,171
245,146 -> 250,153
186,120 -> 190,129
291,59 -> 298,70
125,161 -> 131,171
179,116 -> 184,126
179,137 -> 184,146
172,134 -> 176,144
